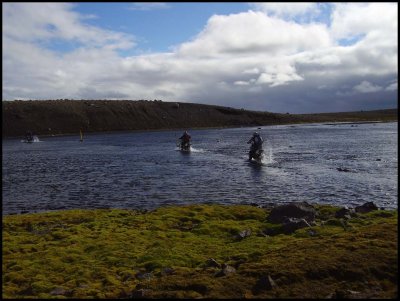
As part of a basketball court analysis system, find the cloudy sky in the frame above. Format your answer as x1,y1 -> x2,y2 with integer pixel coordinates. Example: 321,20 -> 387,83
2,2 -> 398,113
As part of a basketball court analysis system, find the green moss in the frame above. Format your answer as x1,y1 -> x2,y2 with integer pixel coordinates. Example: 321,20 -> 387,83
2,204 -> 397,299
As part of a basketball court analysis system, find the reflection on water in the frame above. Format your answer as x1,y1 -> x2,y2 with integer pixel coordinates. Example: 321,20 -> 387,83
2,122 -> 398,214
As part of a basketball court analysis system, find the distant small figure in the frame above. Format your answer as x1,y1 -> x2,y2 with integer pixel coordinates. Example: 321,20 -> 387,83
247,132 -> 264,161
179,130 -> 191,150
25,131 -> 33,143
79,129 -> 84,142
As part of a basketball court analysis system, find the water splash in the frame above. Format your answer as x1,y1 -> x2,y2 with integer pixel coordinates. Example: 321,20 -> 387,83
261,147 -> 274,165
174,145 -> 204,152
21,136 -> 41,143
189,147 -> 204,153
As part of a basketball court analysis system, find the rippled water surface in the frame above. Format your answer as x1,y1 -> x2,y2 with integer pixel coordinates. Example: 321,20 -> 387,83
2,122 -> 398,214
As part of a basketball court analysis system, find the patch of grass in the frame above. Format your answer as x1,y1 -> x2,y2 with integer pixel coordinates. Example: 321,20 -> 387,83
2,204 -> 398,298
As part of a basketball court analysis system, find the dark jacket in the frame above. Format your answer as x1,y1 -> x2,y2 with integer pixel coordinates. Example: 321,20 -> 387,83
248,134 -> 263,149
180,133 -> 191,143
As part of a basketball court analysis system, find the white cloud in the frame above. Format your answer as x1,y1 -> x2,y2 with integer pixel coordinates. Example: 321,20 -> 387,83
353,81 -> 383,93
385,82 -> 398,91
249,2 -> 317,18
330,3 -> 397,41
128,3 -> 170,11
255,63 -> 304,87
2,3 -> 398,113
177,11 -> 332,57
3,3 -> 135,49
243,68 -> 260,75
234,81 -> 250,86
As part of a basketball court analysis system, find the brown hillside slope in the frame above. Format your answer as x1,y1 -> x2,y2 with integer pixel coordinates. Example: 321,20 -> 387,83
2,100 -> 398,137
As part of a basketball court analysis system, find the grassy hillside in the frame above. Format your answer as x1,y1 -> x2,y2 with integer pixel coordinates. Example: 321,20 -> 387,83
2,204 -> 397,299
298,109 -> 398,123
2,99 -> 397,137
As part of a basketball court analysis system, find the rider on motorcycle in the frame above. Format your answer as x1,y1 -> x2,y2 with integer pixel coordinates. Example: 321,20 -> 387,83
179,130 -> 191,149
247,132 -> 263,160
25,131 -> 34,142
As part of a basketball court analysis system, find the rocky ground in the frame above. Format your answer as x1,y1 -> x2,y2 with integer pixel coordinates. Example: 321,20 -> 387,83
2,201 -> 397,299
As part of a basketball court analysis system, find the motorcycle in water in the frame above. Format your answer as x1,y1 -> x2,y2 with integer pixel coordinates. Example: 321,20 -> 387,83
177,140 -> 191,152
249,146 -> 264,164
22,133 -> 39,143
181,142 -> 191,152
247,132 -> 264,164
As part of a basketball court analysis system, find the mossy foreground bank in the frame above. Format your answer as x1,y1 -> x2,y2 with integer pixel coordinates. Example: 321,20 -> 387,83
2,203 -> 398,299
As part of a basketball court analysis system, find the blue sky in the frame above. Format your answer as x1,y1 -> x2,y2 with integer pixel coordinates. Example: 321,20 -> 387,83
49,3 -> 255,54
2,2 -> 398,113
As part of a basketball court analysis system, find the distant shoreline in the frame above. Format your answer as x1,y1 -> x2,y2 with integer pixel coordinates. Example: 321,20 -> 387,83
321,120 -> 395,125
2,100 -> 397,138
3,120 -> 397,141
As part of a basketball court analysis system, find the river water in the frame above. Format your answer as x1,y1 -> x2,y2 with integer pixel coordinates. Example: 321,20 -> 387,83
2,122 -> 398,215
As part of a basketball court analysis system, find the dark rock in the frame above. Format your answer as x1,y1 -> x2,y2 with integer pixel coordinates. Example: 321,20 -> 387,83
262,227 -> 281,236
355,201 -> 378,213
160,267 -> 175,276
335,206 -> 355,218
50,287 -> 67,296
135,271 -> 153,280
235,229 -> 252,240
267,202 -> 316,224
130,288 -> 151,298
233,259 -> 246,269
253,274 -> 277,293
205,258 -> 221,268
282,217 -> 311,234
215,264 -> 236,277
337,167 -> 350,172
